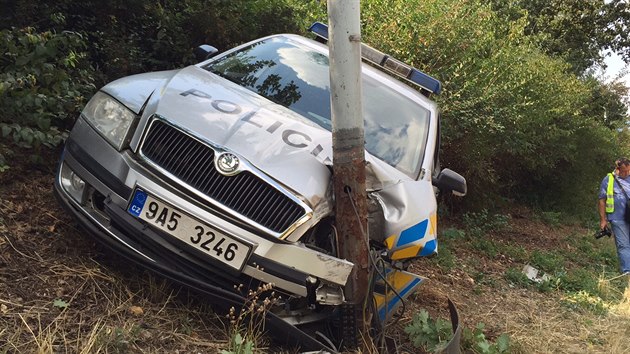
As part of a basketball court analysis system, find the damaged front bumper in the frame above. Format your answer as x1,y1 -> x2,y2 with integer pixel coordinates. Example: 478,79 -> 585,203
55,118 -> 354,304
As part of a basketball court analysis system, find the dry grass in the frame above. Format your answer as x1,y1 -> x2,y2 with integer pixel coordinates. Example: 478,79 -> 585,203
0,154 -> 230,353
0,254 -> 228,353
506,295 -> 626,353
406,275 -> 630,354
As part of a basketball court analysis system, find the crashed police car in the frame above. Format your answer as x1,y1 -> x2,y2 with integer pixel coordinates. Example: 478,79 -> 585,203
54,22 -> 466,349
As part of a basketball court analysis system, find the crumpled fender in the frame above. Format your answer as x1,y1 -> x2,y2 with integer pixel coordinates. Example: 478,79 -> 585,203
372,179 -> 438,259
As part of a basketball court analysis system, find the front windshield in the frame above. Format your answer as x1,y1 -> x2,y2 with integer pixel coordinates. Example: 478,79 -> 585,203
205,37 -> 431,177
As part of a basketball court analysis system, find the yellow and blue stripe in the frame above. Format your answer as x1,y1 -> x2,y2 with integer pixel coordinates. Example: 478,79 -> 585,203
374,268 -> 425,322
384,213 -> 437,260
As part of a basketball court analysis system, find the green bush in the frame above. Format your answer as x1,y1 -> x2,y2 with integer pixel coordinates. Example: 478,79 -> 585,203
463,209 -> 511,237
536,211 -> 563,227
504,267 -> 529,287
0,27 -> 95,147
501,244 -> 528,262
2,0 -> 309,82
462,323 -> 510,354
405,310 -> 454,352
530,250 -> 565,273
433,246 -> 456,271
556,268 -> 599,295
560,291 -> 609,315
360,0 -> 626,215
0,1 -> 309,166
441,227 -> 467,240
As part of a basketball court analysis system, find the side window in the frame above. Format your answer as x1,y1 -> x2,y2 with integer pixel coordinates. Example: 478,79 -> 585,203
432,112 -> 441,179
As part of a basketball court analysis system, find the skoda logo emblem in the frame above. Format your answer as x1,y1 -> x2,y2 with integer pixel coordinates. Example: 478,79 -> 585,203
216,152 -> 240,175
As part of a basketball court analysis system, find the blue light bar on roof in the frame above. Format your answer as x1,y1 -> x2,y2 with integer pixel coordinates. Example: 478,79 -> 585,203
309,22 -> 329,40
308,22 -> 442,95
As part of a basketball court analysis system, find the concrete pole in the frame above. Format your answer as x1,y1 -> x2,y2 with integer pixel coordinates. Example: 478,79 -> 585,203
327,0 -> 370,344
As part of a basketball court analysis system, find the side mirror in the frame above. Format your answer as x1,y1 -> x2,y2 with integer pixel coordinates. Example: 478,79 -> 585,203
194,44 -> 219,62
433,168 -> 467,196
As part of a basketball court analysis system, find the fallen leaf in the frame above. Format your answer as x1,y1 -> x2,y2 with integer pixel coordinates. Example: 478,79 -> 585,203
1,304 -> 8,313
53,299 -> 69,309
139,329 -> 152,340
129,306 -> 144,316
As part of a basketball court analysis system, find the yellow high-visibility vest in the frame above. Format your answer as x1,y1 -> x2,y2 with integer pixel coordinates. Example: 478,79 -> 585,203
606,173 -> 615,213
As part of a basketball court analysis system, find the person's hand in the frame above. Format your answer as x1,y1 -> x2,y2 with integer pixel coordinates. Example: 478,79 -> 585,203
600,219 -> 609,230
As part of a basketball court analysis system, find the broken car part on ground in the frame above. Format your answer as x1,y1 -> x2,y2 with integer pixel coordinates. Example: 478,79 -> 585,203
54,22 -> 466,351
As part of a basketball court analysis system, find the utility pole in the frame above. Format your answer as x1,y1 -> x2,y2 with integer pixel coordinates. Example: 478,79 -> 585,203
327,0 -> 370,348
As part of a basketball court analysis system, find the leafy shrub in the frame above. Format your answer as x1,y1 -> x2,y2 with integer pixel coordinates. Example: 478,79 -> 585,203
433,246 -> 456,271
0,27 -> 95,146
0,123 -> 67,148
501,244 -> 528,262
472,238 -> 499,258
561,291 -> 609,315
441,227 -> 467,240
463,209 -> 511,237
536,211 -> 563,227
405,310 -> 453,352
462,323 -> 510,354
530,251 -> 565,274
557,268 -> 600,295
360,0 -> 626,216
505,267 -> 530,288
2,0 -> 309,82
0,145 -> 10,172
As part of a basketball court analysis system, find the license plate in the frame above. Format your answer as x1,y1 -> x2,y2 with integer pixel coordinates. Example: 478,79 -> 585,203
128,189 -> 252,271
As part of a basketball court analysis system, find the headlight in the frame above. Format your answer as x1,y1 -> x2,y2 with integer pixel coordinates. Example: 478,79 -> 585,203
82,91 -> 137,150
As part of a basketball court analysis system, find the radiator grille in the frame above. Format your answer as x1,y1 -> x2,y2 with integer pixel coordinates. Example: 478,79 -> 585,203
140,119 -> 306,234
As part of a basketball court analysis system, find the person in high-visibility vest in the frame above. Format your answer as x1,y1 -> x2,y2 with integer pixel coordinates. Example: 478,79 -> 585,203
598,158 -> 630,275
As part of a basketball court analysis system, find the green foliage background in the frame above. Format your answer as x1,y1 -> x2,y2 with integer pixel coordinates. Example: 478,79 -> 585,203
1,0 -> 628,218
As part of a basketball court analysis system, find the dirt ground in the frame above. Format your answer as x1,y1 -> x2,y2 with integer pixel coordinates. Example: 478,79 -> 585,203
2,145 -> 630,353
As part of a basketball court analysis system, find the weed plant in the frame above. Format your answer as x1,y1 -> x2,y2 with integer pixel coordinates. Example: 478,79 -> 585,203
535,210 -> 563,228
530,250 -> 565,273
472,238 -> 499,258
504,267 -> 530,288
222,283 -> 277,354
560,291 -> 609,315
463,209 -> 511,238
434,247 -> 457,271
405,310 -> 510,353
441,228 -> 467,240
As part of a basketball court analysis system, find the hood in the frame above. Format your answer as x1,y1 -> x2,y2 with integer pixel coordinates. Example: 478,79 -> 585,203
102,70 -> 180,114
149,66 -> 410,208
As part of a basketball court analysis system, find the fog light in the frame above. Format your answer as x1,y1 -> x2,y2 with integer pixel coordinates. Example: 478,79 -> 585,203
60,163 -> 86,203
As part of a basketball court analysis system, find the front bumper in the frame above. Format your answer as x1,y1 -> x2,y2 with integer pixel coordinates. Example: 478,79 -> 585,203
54,180 -> 340,352
55,117 -> 353,300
